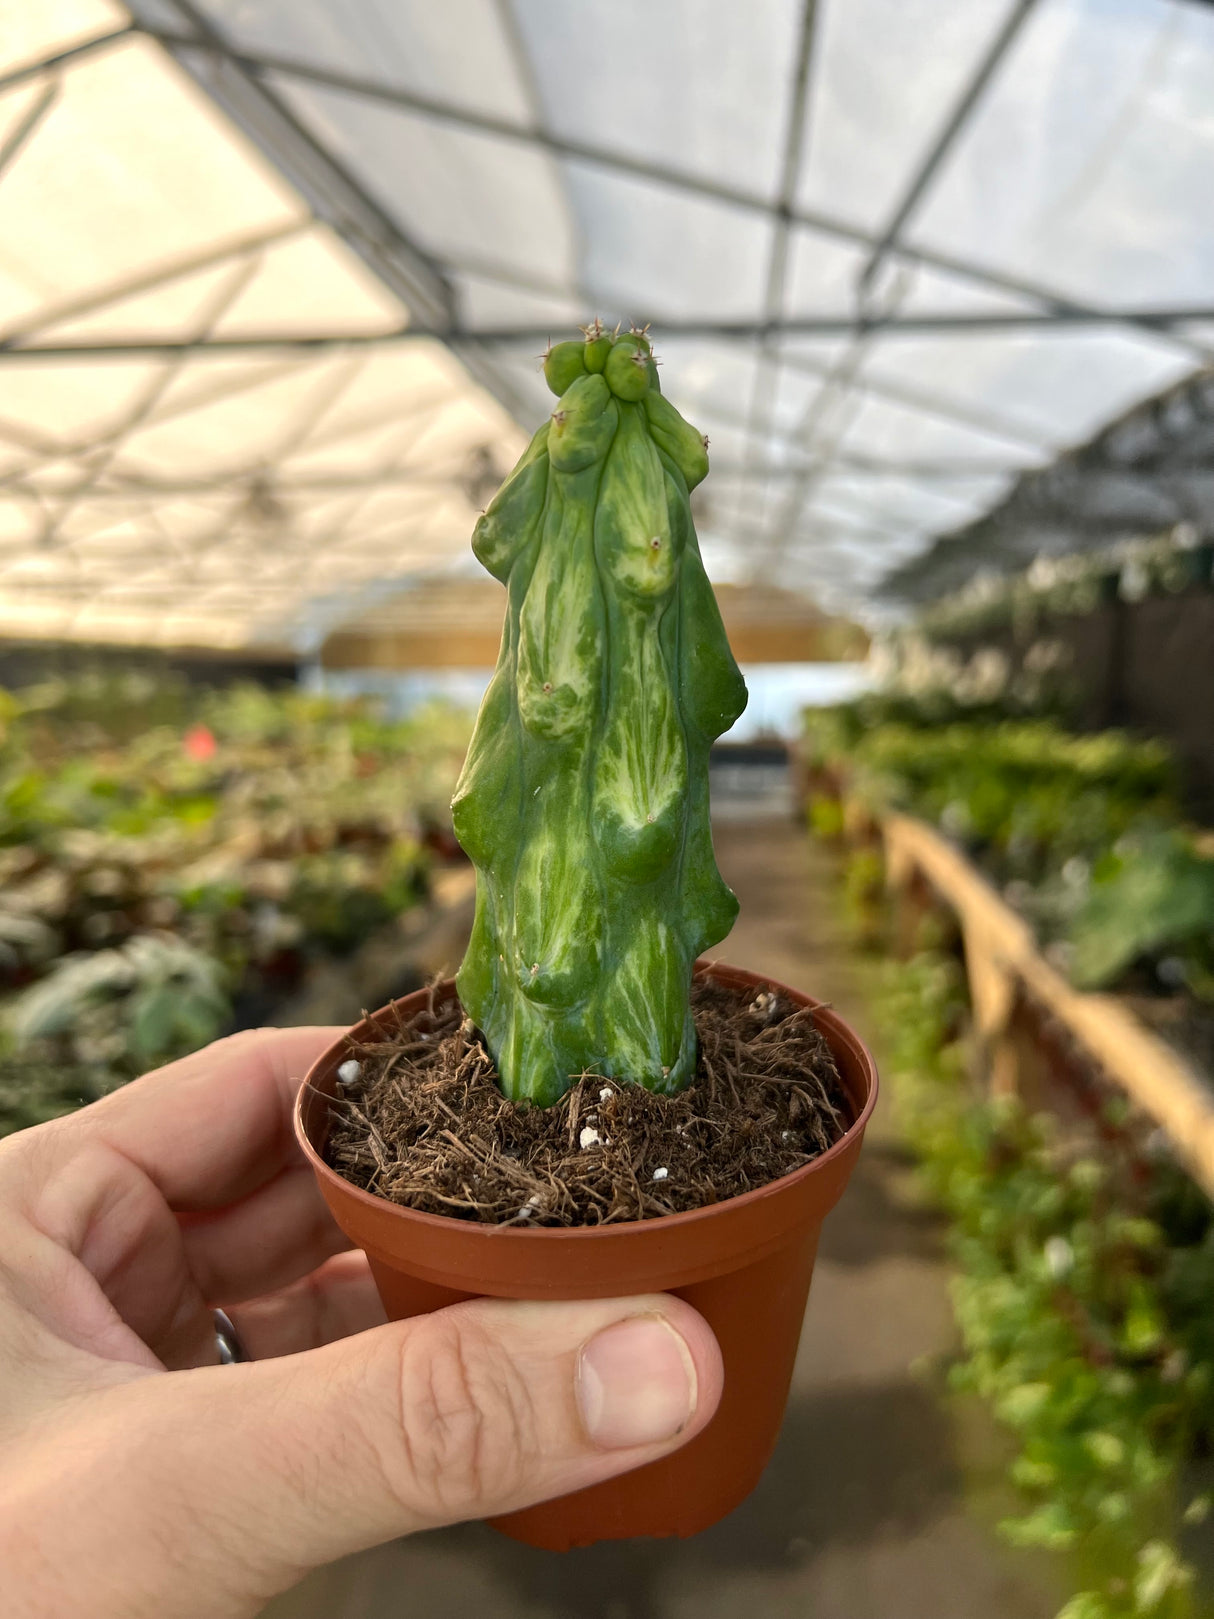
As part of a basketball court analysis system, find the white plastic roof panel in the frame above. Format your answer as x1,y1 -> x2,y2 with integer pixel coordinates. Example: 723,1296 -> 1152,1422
834,391 -> 1048,469
265,78 -> 579,290
0,4 -> 529,649
811,467 -> 1016,532
783,229 -> 875,319
797,0 -> 1017,232
2,0 -> 1212,648
202,0 -> 535,124
911,0 -> 1214,307
558,165 -> 774,323
2,0 -> 127,82
451,272 -> 583,332
859,329 -> 1197,444
885,257 -> 1045,318
509,0 -> 800,203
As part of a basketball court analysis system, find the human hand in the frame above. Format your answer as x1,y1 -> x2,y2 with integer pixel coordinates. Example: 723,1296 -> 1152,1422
0,1027 -> 723,1619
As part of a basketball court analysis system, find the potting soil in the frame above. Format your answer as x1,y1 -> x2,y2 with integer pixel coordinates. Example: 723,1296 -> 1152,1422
322,975 -> 849,1224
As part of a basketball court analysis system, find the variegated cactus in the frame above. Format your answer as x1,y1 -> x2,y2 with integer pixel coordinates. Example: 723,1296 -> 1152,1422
451,322 -> 747,1104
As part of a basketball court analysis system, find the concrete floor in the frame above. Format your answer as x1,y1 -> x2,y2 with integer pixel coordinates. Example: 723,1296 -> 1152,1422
263,812 -> 1064,1619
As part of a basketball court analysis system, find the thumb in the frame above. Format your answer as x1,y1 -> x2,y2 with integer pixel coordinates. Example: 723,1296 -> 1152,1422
85,1294 -> 721,1612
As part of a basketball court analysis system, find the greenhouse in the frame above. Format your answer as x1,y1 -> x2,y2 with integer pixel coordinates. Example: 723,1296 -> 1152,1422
2,3 -> 1214,1617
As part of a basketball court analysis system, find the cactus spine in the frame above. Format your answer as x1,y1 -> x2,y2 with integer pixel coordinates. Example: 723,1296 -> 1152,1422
451,322 -> 747,1105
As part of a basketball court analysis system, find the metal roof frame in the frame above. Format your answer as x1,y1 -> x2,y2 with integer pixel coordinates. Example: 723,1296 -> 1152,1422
885,364 -> 1214,602
7,299 -> 1214,358
8,13 -> 1209,355
3,0 -> 1213,640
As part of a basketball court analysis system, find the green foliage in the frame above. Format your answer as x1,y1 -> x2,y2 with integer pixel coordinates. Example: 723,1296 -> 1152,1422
809,676 -> 1214,1611
807,793 -> 845,840
841,847 -> 886,948
873,946 -> 1214,1619
1069,833 -> 1214,997
804,706 -> 1214,1001
0,677 -> 475,1129
453,325 -> 746,1104
8,933 -> 231,1075
841,719 -> 1175,870
919,530 -> 1213,647
0,1056 -> 118,1137
285,844 -> 427,956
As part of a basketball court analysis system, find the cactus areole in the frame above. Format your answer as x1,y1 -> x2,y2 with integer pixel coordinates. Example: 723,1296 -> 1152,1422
451,322 -> 748,1105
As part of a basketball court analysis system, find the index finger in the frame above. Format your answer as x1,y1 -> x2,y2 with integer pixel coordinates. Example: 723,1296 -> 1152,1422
73,1026 -> 347,1212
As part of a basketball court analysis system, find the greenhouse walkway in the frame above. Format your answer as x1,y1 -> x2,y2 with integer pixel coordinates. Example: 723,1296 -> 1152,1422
264,815 -> 1063,1619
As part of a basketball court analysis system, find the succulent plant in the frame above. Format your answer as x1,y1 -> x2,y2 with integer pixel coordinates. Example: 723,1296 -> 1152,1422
452,321 -> 747,1105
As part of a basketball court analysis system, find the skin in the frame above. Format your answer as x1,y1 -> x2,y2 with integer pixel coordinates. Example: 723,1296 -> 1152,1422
0,1027 -> 723,1619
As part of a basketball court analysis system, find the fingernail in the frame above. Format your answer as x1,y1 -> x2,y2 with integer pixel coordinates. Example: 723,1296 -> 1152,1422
576,1314 -> 697,1449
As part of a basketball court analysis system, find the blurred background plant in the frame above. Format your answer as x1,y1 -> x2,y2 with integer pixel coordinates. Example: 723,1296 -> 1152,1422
802,696 -> 1214,1073
872,942 -> 1214,1619
9,933 -> 232,1073
802,612 -> 1214,1615
918,529 -> 1214,651
0,671 -> 474,1135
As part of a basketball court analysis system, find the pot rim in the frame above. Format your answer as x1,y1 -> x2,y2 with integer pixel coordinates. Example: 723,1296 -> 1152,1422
294,960 -> 878,1242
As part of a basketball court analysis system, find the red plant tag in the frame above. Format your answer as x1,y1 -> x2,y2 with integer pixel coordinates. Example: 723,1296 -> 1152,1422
183,724 -> 217,761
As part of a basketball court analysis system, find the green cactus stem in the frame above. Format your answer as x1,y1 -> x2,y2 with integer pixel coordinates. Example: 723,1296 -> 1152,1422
451,320 -> 747,1105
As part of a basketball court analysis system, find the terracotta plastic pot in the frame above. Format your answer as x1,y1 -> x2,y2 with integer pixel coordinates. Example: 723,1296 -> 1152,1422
295,961 -> 877,1550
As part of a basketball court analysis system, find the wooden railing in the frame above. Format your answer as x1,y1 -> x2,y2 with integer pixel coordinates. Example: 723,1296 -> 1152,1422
882,811 -> 1214,1199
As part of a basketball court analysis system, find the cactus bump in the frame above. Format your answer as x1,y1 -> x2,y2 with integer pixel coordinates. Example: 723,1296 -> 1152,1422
451,322 -> 747,1104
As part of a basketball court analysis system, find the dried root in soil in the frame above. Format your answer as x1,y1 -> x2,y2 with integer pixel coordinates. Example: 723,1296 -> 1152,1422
323,975 -> 850,1226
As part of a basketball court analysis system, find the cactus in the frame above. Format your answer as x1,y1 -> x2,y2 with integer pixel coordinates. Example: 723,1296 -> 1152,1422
451,321 -> 747,1105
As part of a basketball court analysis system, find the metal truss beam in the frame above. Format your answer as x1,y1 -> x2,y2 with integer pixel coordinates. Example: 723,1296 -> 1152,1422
773,0 -> 1041,569
0,76 -> 59,181
445,0 -> 598,428
2,472 -> 460,499
0,25 -> 135,97
5,298 -> 1213,361
736,0 -> 819,533
37,252 -> 266,550
140,0 -> 547,427
2,3 -> 1205,626
688,392 -> 1026,478
774,344 -> 1053,449
858,0 -> 1041,295
0,380 -> 471,503
1,448 -> 1016,501
130,0 -> 454,329
755,507 -> 911,549
0,355 -> 314,477
441,250 -> 576,304
0,346 -> 1045,491
1,25 -> 576,335
0,218 -> 307,346
125,18 -> 1212,365
728,487 -> 913,539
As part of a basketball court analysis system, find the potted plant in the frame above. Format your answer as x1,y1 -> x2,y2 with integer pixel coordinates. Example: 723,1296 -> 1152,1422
295,323 -> 877,1550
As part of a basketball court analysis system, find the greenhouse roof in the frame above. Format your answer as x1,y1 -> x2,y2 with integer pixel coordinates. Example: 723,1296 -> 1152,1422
3,0 -> 1214,649
886,364 -> 1214,601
